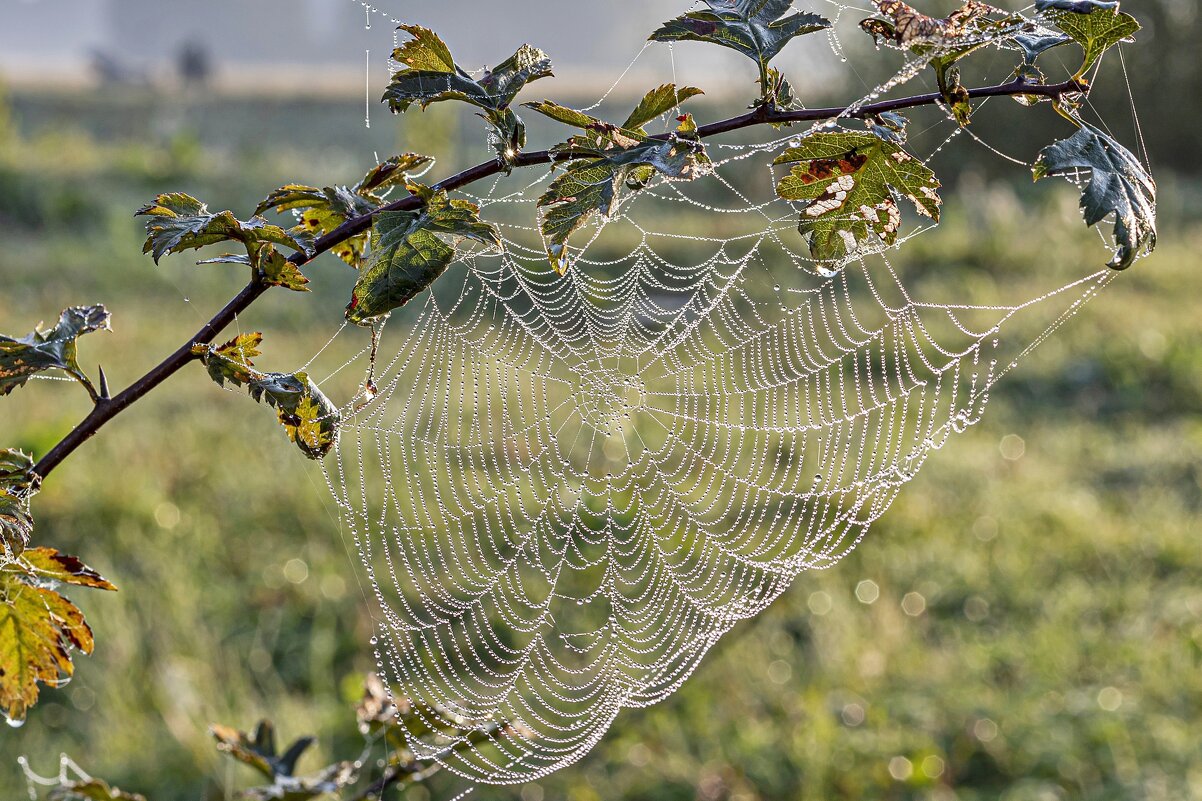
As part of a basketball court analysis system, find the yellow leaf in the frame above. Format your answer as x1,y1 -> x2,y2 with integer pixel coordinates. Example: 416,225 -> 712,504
0,571 -> 95,723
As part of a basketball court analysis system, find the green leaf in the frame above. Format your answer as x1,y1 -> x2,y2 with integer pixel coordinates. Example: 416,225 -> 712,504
524,104 -> 711,272
254,154 -> 433,269
260,249 -> 310,292
192,335 -> 340,460
346,183 -> 501,323
1041,2 -> 1139,79
136,193 -> 313,263
46,777 -> 147,801
1033,122 -> 1156,270
1036,0 -> 1119,13
774,130 -> 941,266
198,248 -> 310,292
0,552 -> 114,723
383,26 -> 552,163
650,0 -> 829,104
195,332 -> 262,388
1013,31 -> 1073,65
357,152 -> 435,195
0,305 -> 110,399
623,84 -> 705,133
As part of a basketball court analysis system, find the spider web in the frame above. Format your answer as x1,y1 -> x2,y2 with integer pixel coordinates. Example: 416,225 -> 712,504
314,0 -> 1142,787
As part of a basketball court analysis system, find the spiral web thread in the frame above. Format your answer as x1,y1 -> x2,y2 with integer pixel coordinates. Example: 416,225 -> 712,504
318,0 -> 1139,786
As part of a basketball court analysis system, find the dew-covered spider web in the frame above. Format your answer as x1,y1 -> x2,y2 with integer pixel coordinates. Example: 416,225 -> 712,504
311,0 -> 1149,787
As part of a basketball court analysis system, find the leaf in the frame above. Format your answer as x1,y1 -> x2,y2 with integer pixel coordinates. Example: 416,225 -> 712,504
774,130 -> 941,266
212,720 -> 313,779
0,305 -> 110,399
254,154 -> 433,269
0,490 -> 32,562
1036,0 -> 1119,13
346,184 -> 501,323
868,111 -> 909,144
0,449 -> 35,561
259,250 -> 310,292
192,335 -> 340,460
46,778 -> 147,801
213,720 -> 357,801
1040,1 -> 1140,79
650,0 -> 829,104
357,153 -> 435,195
1013,31 -> 1074,65
623,84 -> 705,133
136,193 -> 312,263
524,103 -> 711,272
0,552 -> 114,723
383,26 -> 552,163
196,333 -> 262,387
18,547 -> 119,591
860,0 -> 994,46
198,249 -> 310,292
1033,122 -> 1156,270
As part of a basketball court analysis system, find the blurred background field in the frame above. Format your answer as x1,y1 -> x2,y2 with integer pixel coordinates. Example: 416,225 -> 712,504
1,2 -> 1201,799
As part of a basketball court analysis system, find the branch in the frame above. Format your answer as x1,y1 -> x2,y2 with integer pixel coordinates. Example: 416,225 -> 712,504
30,77 -> 1084,481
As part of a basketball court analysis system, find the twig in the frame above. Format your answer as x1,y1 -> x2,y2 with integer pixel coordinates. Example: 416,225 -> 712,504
30,78 -> 1084,481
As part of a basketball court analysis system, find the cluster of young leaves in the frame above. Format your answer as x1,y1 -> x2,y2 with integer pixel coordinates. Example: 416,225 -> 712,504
524,85 -> 711,273
254,153 -> 434,269
774,124 -> 942,266
191,333 -> 340,460
0,548 -> 116,724
136,193 -> 314,292
211,721 -> 355,801
0,305 -> 111,402
382,25 -> 552,165
31,674 -> 503,801
1034,120 -> 1156,269
346,183 -> 501,323
649,0 -> 830,108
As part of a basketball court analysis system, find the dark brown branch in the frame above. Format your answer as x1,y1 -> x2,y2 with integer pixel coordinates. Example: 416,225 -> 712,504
30,77 -> 1083,481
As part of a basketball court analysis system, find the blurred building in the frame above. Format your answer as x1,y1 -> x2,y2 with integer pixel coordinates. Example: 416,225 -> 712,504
0,0 -> 837,98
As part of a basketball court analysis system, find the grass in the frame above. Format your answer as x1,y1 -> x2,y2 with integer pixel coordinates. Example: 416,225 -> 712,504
0,85 -> 1198,801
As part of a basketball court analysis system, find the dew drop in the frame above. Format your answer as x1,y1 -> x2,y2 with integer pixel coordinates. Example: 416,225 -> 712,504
5,715 -> 24,729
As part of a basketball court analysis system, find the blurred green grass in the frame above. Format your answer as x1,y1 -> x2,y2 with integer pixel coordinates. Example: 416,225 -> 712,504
0,84 -> 1199,801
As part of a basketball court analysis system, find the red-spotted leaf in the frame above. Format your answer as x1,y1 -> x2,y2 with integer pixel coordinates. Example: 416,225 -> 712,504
774,130 -> 941,267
